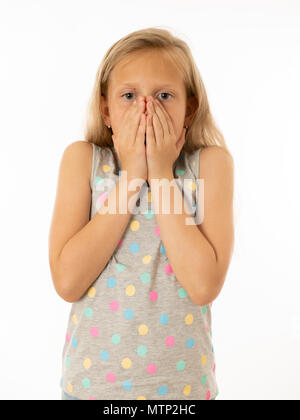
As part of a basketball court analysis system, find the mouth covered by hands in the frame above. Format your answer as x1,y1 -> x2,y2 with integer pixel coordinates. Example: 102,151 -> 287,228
142,96 -> 186,181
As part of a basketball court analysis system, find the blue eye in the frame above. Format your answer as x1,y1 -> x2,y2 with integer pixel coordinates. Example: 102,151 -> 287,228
158,92 -> 172,100
121,92 -> 172,101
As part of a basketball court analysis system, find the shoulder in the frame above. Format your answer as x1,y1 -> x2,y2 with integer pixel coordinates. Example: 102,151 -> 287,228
61,140 -> 94,178
63,140 -> 93,165
63,140 -> 93,158
199,145 -> 234,182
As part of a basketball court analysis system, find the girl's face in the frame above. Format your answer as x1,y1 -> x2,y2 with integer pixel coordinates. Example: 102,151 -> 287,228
101,49 -> 197,140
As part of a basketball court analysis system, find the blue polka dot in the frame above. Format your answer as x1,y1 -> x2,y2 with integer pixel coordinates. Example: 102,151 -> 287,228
186,337 -> 195,348
71,337 -> 78,348
100,349 -> 109,361
124,308 -> 134,320
106,277 -> 117,288
82,377 -> 90,389
143,209 -> 154,219
159,314 -> 169,325
84,307 -> 93,318
158,385 -> 168,396
129,242 -> 139,253
140,272 -> 151,283
160,244 -> 166,255
122,380 -> 132,391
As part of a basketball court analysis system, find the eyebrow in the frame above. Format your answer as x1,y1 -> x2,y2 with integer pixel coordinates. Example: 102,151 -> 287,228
117,83 -> 177,90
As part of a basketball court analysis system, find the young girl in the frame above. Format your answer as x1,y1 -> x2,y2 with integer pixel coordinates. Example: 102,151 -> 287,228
48,27 -> 234,401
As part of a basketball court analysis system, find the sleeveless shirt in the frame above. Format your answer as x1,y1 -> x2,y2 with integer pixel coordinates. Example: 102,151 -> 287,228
60,142 -> 219,400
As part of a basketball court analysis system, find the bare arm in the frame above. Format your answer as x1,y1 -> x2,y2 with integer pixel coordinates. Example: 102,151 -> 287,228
149,146 -> 234,306
48,141 -> 142,303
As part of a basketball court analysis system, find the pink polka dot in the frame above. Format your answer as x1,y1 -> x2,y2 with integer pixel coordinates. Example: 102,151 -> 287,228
106,372 -> 116,383
90,326 -> 98,337
210,302 -> 213,307
110,300 -> 119,311
165,336 -> 175,347
154,226 -> 160,236
213,363 -> 216,373
165,264 -> 173,275
206,323 -> 210,333
117,238 -> 123,247
146,364 -> 157,374
66,333 -> 70,343
98,192 -> 108,203
88,397 -> 96,400
206,390 -> 211,400
149,291 -> 158,302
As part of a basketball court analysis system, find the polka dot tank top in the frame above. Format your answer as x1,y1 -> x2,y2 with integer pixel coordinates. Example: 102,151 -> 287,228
60,142 -> 219,400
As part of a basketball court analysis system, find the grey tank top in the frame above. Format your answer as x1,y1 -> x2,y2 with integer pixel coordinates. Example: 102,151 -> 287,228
60,142 -> 218,400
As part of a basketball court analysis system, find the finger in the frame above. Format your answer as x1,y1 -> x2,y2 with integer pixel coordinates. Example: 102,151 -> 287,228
153,99 -> 175,138
152,99 -> 171,136
146,109 -> 156,151
135,111 -> 146,147
122,99 -> 145,146
148,101 -> 163,147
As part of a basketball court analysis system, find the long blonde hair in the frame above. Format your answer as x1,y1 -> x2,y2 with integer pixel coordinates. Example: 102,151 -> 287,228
84,27 -> 230,155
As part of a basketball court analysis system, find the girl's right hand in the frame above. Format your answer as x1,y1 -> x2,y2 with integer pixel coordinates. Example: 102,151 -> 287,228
111,98 -> 147,181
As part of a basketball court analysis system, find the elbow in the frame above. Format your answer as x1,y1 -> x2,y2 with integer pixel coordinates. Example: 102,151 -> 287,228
192,273 -> 224,307
49,257 -> 78,303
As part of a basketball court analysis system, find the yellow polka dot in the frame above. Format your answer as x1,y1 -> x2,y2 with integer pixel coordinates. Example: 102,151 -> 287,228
130,220 -> 140,231
138,324 -> 148,335
142,255 -> 152,264
147,192 -> 152,202
192,160 -> 195,166
121,358 -> 132,369
67,383 -> 72,394
102,164 -> 111,173
126,285 -> 136,296
137,396 -> 147,400
188,180 -> 196,191
185,313 -> 194,325
201,355 -> 207,366
83,358 -> 92,369
88,286 -> 96,298
72,314 -> 78,325
183,384 -> 191,396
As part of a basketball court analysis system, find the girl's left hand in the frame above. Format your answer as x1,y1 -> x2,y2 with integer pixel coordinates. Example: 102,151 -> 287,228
145,97 -> 186,181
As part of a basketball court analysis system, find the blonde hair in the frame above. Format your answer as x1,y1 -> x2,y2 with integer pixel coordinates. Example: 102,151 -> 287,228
84,27 -> 230,155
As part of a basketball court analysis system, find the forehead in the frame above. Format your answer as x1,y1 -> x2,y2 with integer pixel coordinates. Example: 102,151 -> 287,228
109,49 -> 184,90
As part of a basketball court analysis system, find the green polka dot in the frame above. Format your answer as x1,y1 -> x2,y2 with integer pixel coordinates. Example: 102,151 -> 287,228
84,307 -> 93,318
143,209 -> 154,219
95,176 -> 104,185
178,288 -> 188,298
137,345 -> 147,356
202,305 -> 207,315
112,333 -> 121,344
140,272 -> 151,284
175,169 -> 185,176
176,360 -> 186,371
116,263 -> 126,272
201,375 -> 207,385
82,377 -> 90,388
66,356 -> 71,368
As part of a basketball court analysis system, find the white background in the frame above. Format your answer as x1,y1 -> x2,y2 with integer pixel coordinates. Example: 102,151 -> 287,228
0,0 -> 299,400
